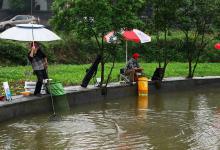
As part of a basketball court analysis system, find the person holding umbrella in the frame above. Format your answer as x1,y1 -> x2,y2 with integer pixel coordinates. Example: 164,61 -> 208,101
125,53 -> 143,83
0,23 -> 61,97
28,42 -> 48,96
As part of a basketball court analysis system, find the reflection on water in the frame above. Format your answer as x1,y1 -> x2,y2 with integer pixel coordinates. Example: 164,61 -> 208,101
0,87 -> 220,149
136,96 -> 148,119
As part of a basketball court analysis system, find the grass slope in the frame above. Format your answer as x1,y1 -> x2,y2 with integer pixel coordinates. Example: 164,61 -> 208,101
0,63 -> 220,95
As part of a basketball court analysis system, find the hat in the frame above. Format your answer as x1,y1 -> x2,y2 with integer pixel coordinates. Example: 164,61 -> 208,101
132,53 -> 140,59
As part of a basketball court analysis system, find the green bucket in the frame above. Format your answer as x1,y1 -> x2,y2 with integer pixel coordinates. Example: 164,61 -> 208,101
48,82 -> 65,96
47,82 -> 69,113
53,95 -> 70,113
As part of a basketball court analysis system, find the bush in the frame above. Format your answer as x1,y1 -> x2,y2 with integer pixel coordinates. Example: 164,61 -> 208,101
0,40 -> 56,66
0,40 -> 27,65
47,35 -> 98,64
0,33 -> 218,66
205,39 -> 220,62
9,0 -> 31,13
126,38 -> 185,62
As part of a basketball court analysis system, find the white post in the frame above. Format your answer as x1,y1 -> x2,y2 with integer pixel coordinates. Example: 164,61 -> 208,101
31,0 -> 33,15
126,41 -> 128,64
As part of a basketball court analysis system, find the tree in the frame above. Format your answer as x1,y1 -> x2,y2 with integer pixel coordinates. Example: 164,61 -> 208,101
9,0 -> 31,13
51,0 -> 145,89
212,0 -> 220,37
176,0 -> 218,78
147,0 -> 181,79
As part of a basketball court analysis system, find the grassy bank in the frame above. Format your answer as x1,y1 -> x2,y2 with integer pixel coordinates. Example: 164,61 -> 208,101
1,62 -> 220,95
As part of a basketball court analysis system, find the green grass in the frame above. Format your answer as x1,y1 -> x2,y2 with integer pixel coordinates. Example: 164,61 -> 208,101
1,62 -> 220,95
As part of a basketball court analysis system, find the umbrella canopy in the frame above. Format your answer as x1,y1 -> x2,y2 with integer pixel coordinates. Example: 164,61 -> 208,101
104,29 -> 151,63
104,31 -> 118,43
122,29 -> 151,43
104,29 -> 151,43
0,24 -> 61,42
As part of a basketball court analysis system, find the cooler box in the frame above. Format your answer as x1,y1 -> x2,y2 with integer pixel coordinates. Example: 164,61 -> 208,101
24,81 -> 47,94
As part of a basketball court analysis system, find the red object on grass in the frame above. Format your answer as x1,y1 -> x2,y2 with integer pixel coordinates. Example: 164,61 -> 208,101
0,96 -> 4,101
214,43 -> 220,50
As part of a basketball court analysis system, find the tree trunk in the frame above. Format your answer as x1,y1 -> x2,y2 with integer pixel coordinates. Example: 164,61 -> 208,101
102,54 -> 116,96
161,61 -> 168,79
100,58 -> 104,86
100,33 -> 105,86
161,28 -> 168,79
188,59 -> 192,78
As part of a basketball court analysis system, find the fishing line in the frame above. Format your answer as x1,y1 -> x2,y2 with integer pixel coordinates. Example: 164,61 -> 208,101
46,69 -> 62,122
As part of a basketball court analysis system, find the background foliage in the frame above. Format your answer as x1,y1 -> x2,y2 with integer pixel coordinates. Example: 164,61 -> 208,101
1,32 -> 219,66
8,0 -> 31,13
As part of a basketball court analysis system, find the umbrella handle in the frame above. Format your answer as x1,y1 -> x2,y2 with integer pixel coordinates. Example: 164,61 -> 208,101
31,41 -> 35,49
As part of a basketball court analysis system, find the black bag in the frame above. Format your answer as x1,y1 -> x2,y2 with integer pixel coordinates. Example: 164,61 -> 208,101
81,55 -> 101,88
151,67 -> 164,81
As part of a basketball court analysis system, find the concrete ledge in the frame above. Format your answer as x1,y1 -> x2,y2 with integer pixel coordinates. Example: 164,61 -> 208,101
0,76 -> 220,122
150,76 -> 220,94
0,95 -> 52,121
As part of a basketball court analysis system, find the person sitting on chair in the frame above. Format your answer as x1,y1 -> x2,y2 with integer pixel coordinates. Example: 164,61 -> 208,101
125,53 -> 143,82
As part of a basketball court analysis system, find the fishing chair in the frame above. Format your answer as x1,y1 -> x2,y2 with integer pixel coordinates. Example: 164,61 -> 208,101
119,68 -> 130,83
119,68 -> 144,84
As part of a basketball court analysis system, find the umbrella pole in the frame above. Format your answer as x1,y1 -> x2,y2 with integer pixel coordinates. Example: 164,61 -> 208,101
126,41 -> 128,64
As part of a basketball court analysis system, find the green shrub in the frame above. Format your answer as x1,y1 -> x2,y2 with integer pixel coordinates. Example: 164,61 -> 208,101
47,35 -> 98,64
205,39 -> 220,62
0,32 -> 218,66
0,40 -> 27,65
0,40 -> 56,66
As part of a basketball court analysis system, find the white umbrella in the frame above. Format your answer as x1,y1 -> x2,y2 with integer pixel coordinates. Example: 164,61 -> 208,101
0,24 -> 61,42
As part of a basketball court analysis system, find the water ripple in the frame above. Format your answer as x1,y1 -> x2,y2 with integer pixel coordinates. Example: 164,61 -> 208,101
1,88 -> 220,149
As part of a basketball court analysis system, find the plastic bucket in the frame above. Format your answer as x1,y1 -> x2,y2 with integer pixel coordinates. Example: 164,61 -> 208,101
47,82 -> 69,113
138,77 -> 148,96
53,95 -> 70,113
48,82 -> 65,96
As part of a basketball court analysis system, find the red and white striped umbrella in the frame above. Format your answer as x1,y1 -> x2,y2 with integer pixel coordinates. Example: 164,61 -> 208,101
104,29 -> 151,43
122,29 -> 151,43
104,31 -> 117,43
104,29 -> 151,62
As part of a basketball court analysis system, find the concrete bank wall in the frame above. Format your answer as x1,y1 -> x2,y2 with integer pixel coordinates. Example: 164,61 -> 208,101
0,96 -> 52,122
66,84 -> 137,107
149,77 -> 220,94
0,77 -> 220,122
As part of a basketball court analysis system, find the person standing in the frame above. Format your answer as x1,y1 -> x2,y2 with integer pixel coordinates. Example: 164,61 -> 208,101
28,42 -> 48,96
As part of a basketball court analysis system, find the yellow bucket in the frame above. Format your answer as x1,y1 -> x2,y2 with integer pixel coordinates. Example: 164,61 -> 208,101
138,77 -> 148,96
